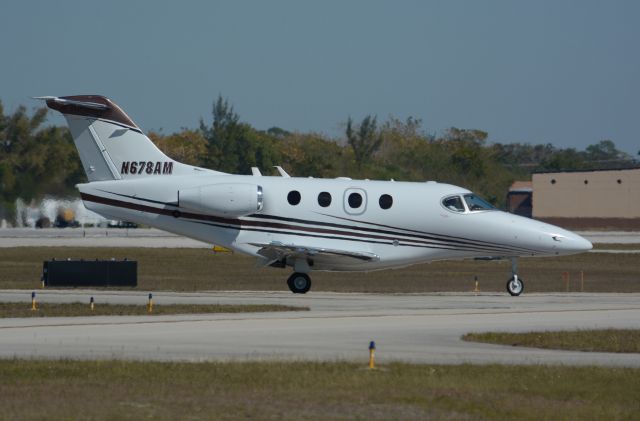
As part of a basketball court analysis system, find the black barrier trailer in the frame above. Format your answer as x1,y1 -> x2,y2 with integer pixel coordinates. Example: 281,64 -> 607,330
42,259 -> 137,287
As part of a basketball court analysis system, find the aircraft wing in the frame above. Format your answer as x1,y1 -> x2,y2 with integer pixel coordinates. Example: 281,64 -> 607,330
250,241 -> 379,268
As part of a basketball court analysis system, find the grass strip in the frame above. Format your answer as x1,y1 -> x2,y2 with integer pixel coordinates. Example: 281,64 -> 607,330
462,329 -> 640,353
0,302 -> 307,318
0,360 -> 639,420
1,246 -> 639,293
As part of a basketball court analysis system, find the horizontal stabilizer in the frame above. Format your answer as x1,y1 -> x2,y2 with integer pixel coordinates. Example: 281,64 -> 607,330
35,95 -> 139,130
34,96 -> 109,111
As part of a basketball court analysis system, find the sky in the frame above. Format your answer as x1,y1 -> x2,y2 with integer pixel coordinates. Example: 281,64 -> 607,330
2,0 -> 639,155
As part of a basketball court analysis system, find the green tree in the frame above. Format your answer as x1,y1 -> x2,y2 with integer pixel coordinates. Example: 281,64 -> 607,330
346,115 -> 383,167
443,127 -> 488,184
538,148 -> 587,171
279,132 -> 350,177
200,95 -> 281,174
149,129 -> 208,166
585,140 -> 630,162
0,101 -> 83,220
200,95 -> 243,171
443,127 -> 488,145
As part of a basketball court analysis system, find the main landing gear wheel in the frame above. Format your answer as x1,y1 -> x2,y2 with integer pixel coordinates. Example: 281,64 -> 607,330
506,276 -> 524,296
287,272 -> 311,294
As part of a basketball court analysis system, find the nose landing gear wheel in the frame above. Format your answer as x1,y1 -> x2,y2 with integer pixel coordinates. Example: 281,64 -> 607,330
287,272 -> 311,294
507,276 -> 524,296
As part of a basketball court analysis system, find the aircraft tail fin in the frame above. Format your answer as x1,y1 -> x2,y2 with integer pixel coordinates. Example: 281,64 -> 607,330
38,95 -> 211,181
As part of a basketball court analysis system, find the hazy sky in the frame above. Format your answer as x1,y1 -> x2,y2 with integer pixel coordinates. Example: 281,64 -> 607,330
2,1 -> 639,155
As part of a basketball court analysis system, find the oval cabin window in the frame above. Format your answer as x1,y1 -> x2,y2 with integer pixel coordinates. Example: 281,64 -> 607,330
317,192 -> 332,207
287,190 -> 301,206
379,194 -> 393,209
348,192 -> 363,208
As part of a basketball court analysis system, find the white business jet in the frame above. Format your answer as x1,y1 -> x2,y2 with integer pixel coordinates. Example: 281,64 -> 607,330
37,95 -> 592,296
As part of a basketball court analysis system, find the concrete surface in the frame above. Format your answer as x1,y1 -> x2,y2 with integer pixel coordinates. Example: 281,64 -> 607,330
0,228 -> 209,248
1,290 -> 639,366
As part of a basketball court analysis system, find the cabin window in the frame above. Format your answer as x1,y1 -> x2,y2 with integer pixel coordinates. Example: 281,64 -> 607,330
442,196 -> 465,212
287,190 -> 301,206
463,194 -> 495,212
343,188 -> 367,215
348,192 -> 363,208
379,194 -> 393,209
317,192 -> 332,207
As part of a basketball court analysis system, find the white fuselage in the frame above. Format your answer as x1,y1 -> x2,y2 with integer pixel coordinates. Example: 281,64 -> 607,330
78,174 -> 592,271
37,94 -> 592,295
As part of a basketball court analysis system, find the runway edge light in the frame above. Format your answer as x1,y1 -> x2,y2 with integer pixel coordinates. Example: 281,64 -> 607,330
368,341 -> 376,369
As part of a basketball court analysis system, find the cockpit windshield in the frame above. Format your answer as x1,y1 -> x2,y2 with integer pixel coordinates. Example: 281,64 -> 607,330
463,194 -> 495,211
442,196 -> 466,212
441,194 -> 496,213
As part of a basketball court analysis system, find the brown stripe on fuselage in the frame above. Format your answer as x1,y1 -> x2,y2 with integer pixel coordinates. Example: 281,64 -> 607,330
80,192 -> 533,255
96,189 -> 541,254
252,212 -> 540,254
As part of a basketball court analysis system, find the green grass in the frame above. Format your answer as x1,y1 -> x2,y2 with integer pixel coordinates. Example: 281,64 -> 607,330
463,329 -> 640,353
0,302 -> 306,318
0,360 -> 638,420
1,246 -> 639,293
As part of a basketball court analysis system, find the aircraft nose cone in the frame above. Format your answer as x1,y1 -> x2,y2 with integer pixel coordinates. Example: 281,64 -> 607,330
573,234 -> 593,252
569,234 -> 593,252
554,232 -> 593,253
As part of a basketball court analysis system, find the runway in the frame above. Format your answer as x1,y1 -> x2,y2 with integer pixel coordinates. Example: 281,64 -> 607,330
1,290 -> 639,366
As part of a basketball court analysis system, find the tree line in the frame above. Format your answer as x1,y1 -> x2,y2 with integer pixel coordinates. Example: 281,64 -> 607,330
1,95 -> 636,220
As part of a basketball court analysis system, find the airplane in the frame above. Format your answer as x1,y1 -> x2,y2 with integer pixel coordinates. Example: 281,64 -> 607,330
37,95 -> 593,296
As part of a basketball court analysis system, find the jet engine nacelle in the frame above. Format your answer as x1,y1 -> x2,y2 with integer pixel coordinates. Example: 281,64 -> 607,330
178,183 -> 263,217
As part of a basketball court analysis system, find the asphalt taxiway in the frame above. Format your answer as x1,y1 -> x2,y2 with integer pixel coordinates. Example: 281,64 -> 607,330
1,290 -> 639,366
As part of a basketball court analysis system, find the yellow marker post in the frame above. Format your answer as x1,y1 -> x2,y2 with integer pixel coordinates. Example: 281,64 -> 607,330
212,245 -> 232,253
368,341 -> 376,369
90,296 -> 95,312
148,293 -> 153,313
31,291 -> 37,311
474,276 -> 480,293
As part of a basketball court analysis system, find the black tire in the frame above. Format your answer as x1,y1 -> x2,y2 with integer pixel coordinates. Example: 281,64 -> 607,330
506,276 -> 524,296
287,272 -> 311,294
